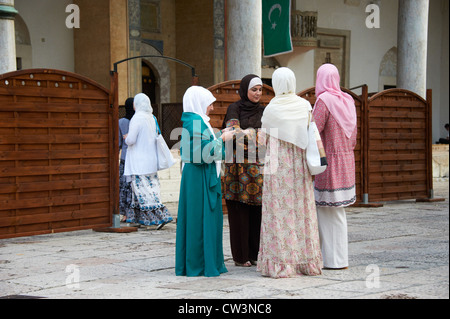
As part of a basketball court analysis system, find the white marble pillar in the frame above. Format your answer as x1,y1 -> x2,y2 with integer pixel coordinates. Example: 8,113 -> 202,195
227,0 -> 262,80
0,0 -> 17,74
397,0 -> 429,98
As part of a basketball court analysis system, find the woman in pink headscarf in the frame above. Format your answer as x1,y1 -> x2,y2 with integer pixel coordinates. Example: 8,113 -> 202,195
312,64 -> 357,270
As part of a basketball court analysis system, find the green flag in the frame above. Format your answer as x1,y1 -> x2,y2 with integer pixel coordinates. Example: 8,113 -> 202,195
262,0 -> 293,57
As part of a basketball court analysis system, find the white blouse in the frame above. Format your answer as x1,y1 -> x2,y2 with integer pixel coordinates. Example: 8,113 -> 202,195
124,112 -> 158,177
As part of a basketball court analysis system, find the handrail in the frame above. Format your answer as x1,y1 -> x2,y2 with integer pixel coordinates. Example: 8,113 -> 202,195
349,84 -> 368,91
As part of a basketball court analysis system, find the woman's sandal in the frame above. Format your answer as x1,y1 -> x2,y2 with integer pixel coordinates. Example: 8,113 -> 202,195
235,261 -> 252,267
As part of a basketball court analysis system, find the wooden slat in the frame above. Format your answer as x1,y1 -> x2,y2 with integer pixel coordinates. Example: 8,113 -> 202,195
369,184 -> 427,196
369,143 -> 426,151
369,173 -> 427,184
368,121 -> 426,129
0,118 -> 108,128
0,163 -> 109,178
0,134 -> 109,144
0,86 -> 108,100
0,192 -> 110,211
370,132 -> 425,139
0,149 -> 108,161
369,163 -> 426,172
0,178 -> 109,194
0,102 -> 109,113
369,153 -> 426,161
0,208 -> 109,227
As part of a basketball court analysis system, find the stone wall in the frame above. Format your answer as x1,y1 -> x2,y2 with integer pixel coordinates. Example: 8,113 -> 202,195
432,144 -> 449,180
159,149 -> 182,203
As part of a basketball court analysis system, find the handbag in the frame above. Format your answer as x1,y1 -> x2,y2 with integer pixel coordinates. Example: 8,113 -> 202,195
306,112 -> 328,175
154,117 -> 175,171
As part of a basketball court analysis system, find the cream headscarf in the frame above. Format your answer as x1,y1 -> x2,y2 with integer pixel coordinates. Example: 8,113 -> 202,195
261,67 -> 311,149
183,86 -> 217,137
182,86 -> 221,177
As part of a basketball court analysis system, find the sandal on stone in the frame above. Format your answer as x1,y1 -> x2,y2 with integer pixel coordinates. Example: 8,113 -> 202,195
235,261 -> 252,267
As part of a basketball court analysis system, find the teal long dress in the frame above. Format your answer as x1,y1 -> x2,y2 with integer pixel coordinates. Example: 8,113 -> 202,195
175,112 -> 228,277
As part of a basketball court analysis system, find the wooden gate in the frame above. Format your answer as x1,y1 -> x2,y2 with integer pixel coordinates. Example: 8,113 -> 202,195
298,86 -> 365,205
299,86 -> 436,205
0,69 -> 116,239
366,89 -> 432,202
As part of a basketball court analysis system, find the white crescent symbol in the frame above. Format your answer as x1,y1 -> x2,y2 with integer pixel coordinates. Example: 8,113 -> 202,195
268,4 -> 282,23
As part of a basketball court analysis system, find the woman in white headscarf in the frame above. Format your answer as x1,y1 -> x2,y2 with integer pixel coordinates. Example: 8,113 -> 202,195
257,67 -> 323,278
124,93 -> 173,229
175,86 -> 235,277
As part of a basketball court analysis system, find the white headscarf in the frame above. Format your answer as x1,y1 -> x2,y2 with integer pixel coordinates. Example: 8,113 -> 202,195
261,67 -> 311,149
124,93 -> 157,181
132,93 -> 156,133
182,86 -> 221,177
134,92 -> 153,114
183,86 -> 217,137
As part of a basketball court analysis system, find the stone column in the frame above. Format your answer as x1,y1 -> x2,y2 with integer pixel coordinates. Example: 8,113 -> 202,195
0,0 -> 17,74
128,0 -> 142,97
397,0 -> 429,98
227,0 -> 261,80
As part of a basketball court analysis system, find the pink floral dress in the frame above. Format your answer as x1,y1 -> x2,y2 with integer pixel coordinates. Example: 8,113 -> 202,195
257,135 -> 323,278
313,99 -> 357,207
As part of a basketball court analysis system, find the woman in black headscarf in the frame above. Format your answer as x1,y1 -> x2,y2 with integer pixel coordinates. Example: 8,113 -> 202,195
222,74 -> 265,267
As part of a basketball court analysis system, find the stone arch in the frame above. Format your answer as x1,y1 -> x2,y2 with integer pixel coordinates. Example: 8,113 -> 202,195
14,14 -> 32,69
140,42 -> 171,104
379,46 -> 397,91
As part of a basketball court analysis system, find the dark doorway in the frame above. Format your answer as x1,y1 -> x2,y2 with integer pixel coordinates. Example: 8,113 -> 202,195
142,61 -> 158,118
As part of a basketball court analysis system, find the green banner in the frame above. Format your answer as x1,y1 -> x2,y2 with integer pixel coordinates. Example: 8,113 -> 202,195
262,0 -> 293,57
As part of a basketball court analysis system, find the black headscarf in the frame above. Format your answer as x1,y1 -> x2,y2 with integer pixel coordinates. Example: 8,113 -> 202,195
124,97 -> 135,120
222,74 -> 265,129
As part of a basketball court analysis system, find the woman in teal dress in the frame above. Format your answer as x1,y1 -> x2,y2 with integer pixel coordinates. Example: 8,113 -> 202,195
175,86 -> 235,277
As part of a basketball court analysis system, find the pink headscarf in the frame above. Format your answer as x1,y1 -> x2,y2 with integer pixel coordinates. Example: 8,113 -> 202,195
314,64 -> 357,138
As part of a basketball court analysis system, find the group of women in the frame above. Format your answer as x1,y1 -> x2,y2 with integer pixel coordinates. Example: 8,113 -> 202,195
175,63 -> 358,278
118,63 -> 357,279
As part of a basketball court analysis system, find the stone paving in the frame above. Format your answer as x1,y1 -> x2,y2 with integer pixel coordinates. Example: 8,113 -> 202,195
0,181 -> 448,300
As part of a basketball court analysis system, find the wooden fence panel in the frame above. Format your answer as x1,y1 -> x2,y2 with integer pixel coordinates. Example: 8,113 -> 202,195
0,69 -> 115,239
366,89 -> 431,202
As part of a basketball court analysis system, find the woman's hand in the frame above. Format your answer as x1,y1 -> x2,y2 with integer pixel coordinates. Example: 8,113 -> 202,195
221,130 -> 235,142
221,127 -> 234,133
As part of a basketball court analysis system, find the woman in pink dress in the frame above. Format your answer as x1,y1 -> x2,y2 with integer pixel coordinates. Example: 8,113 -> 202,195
257,67 -> 323,278
312,63 -> 357,270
